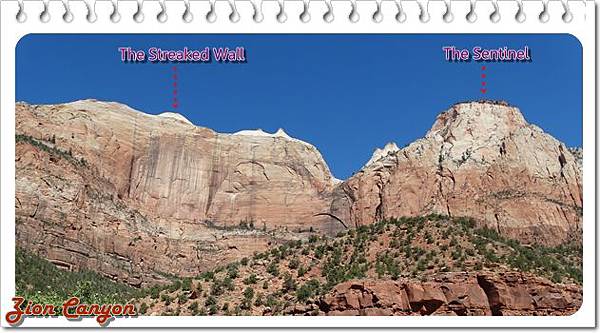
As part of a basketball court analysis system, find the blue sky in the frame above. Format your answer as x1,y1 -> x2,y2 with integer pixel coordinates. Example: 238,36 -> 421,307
16,34 -> 582,179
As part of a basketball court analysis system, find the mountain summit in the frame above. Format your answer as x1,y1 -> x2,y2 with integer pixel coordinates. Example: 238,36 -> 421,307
331,101 -> 582,245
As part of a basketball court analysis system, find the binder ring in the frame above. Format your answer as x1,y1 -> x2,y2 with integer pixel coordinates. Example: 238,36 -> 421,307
490,0 -> 501,22
86,0 -> 98,22
442,0 -> 453,22
16,0 -> 27,22
61,0 -> 74,22
157,0 -> 167,22
182,0 -> 193,22
372,0 -> 383,23
276,0 -> 287,22
466,0 -> 477,22
417,0 -> 430,23
515,0 -> 526,22
39,0 -> 50,22
206,0 -> 217,22
349,0 -> 359,22
539,0 -> 550,22
252,0 -> 265,22
110,0 -> 121,22
12,0 -> 584,24
323,0 -> 334,22
561,0 -> 573,22
229,0 -> 241,22
299,0 -> 310,22
133,0 -> 144,22
394,0 -> 407,23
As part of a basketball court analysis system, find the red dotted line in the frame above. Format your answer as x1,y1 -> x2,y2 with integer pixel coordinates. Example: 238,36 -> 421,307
172,66 -> 179,110
480,65 -> 487,94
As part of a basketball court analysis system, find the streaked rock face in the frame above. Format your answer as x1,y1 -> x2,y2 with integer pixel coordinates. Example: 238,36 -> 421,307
16,100 -> 339,231
15,99 -> 582,285
15,100 -> 338,285
331,101 -> 582,245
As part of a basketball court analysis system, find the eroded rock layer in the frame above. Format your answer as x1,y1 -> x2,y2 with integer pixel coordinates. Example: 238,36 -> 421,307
331,101 -> 582,245
312,272 -> 581,316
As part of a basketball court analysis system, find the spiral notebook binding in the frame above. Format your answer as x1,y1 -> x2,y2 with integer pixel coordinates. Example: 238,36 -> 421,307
14,0 -> 579,24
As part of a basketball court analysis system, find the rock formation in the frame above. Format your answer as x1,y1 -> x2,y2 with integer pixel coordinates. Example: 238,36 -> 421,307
15,99 -> 583,286
16,100 -> 339,231
330,101 -> 582,245
316,272 -> 581,316
15,100 -> 338,285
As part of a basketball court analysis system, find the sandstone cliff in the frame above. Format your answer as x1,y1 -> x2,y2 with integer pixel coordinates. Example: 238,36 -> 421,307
15,99 -> 583,286
16,100 -> 339,231
330,101 -> 582,245
16,100 -> 338,285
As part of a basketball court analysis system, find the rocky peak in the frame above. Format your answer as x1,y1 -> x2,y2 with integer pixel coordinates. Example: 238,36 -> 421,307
157,112 -> 193,125
364,142 -> 400,168
331,101 -> 582,246
426,101 -> 528,143
232,127 -> 306,145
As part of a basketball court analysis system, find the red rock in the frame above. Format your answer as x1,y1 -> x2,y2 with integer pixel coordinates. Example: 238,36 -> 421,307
331,102 -> 582,246
317,273 -> 581,316
405,283 -> 447,314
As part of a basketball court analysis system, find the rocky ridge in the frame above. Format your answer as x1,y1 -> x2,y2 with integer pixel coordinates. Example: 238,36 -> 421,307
15,99 -> 583,287
132,216 -> 581,316
331,101 -> 582,245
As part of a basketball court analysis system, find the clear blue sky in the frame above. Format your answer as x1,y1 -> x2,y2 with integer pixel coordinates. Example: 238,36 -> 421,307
16,34 -> 582,179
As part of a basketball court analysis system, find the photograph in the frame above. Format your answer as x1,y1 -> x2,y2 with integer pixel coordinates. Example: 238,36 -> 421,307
11,33 -> 583,322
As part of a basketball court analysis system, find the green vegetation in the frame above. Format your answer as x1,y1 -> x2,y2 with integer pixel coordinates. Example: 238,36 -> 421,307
16,214 -> 582,317
15,247 -> 136,307
16,134 -> 87,167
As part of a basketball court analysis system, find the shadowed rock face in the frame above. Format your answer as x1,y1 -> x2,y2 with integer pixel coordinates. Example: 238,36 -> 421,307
331,102 -> 582,246
15,100 -> 582,285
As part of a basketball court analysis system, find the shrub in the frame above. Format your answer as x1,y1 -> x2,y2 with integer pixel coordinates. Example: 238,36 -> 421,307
296,279 -> 321,302
200,271 -> 215,282
205,295 -> 217,307
288,257 -> 300,270
188,301 -> 199,313
267,261 -> 279,277
181,278 -> 192,291
243,273 -> 257,285
161,294 -> 172,306
244,287 -> 255,300
168,280 -> 181,293
227,264 -> 239,279
297,265 -> 307,277
254,293 -> 263,306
